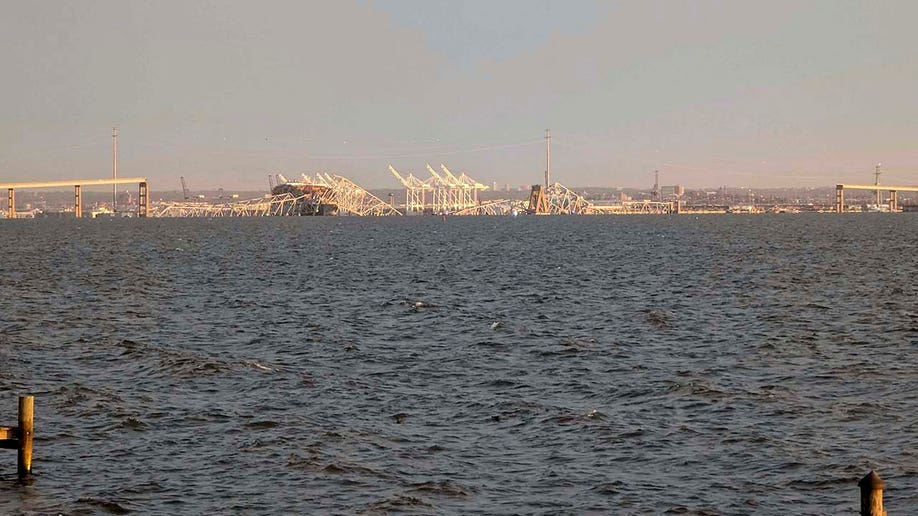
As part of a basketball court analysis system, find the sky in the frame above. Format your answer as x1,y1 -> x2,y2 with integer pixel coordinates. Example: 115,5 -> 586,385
1,0 -> 916,191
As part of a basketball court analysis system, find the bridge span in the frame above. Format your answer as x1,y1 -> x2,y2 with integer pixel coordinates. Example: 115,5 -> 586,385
0,177 -> 149,219
835,183 -> 918,213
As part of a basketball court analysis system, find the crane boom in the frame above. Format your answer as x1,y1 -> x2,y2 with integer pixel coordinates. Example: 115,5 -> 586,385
388,165 -> 410,187
425,163 -> 446,183
439,164 -> 461,184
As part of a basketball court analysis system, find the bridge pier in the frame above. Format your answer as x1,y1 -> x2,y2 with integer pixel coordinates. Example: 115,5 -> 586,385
74,185 -> 82,218
837,183 -> 918,213
0,177 -> 148,219
139,182 -> 149,218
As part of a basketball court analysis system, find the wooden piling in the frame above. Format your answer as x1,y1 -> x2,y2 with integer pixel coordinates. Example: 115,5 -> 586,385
0,396 -> 33,479
859,470 -> 886,516
18,396 -> 33,479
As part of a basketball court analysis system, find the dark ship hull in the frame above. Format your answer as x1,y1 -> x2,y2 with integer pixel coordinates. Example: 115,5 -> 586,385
271,183 -> 338,216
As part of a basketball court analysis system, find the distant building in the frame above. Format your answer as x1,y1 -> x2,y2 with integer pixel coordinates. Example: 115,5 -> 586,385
661,185 -> 684,198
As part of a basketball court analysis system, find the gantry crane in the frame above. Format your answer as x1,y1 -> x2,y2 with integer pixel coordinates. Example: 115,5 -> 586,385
388,165 -> 431,213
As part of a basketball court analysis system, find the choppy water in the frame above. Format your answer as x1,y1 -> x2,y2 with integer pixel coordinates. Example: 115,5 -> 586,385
0,214 -> 916,515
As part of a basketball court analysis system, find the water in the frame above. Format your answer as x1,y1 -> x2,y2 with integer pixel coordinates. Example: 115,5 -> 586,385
0,215 -> 915,514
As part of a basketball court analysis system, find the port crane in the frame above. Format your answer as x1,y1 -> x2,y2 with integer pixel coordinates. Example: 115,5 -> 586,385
441,164 -> 488,207
425,164 -> 451,211
424,163 -> 488,212
388,163 -> 490,214
388,165 -> 431,213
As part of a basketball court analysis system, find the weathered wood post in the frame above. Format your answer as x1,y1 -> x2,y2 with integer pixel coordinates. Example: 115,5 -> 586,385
0,395 -> 33,479
18,396 -> 34,479
859,470 -> 886,516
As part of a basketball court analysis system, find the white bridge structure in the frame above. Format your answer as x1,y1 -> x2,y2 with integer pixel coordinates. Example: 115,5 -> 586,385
835,183 -> 918,213
1,177 -> 149,218
527,183 -> 675,215
306,173 -> 400,216
154,173 -> 400,217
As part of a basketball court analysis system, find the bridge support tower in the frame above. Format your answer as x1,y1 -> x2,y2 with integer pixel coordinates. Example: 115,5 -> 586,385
139,182 -> 149,217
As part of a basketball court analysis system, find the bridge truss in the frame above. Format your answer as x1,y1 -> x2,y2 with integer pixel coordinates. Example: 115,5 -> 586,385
451,199 -> 526,216
301,173 -> 400,216
528,183 -> 674,215
153,172 -> 400,217
528,182 -> 593,214
591,201 -> 675,215
152,193 -> 316,217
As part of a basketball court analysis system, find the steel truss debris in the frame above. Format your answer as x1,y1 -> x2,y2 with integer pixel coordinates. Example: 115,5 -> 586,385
590,201 -> 675,215
529,182 -> 675,215
152,172 -> 400,217
152,193 -> 318,217
300,173 -> 400,216
451,199 -> 527,216
529,182 -> 593,214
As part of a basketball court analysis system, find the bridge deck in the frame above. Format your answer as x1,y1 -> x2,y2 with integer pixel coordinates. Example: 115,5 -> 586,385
837,183 -> 918,192
0,177 -> 147,189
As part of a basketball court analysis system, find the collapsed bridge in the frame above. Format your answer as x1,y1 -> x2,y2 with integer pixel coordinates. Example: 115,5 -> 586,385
527,183 -> 675,215
153,173 -> 400,217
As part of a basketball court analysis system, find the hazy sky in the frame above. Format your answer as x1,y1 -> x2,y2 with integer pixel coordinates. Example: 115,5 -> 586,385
2,0 -> 916,190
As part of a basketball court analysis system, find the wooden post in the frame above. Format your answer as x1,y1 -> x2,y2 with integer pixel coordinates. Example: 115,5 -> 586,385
18,396 -> 33,479
859,470 -> 886,516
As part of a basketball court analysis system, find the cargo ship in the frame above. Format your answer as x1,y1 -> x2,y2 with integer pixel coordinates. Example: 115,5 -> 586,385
271,182 -> 338,215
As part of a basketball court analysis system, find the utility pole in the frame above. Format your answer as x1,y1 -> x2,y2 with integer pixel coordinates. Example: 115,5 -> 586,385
112,127 -> 118,212
545,129 -> 551,188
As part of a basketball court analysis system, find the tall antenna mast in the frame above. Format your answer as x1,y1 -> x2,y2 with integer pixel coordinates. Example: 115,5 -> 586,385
112,127 -> 118,212
545,129 -> 551,188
